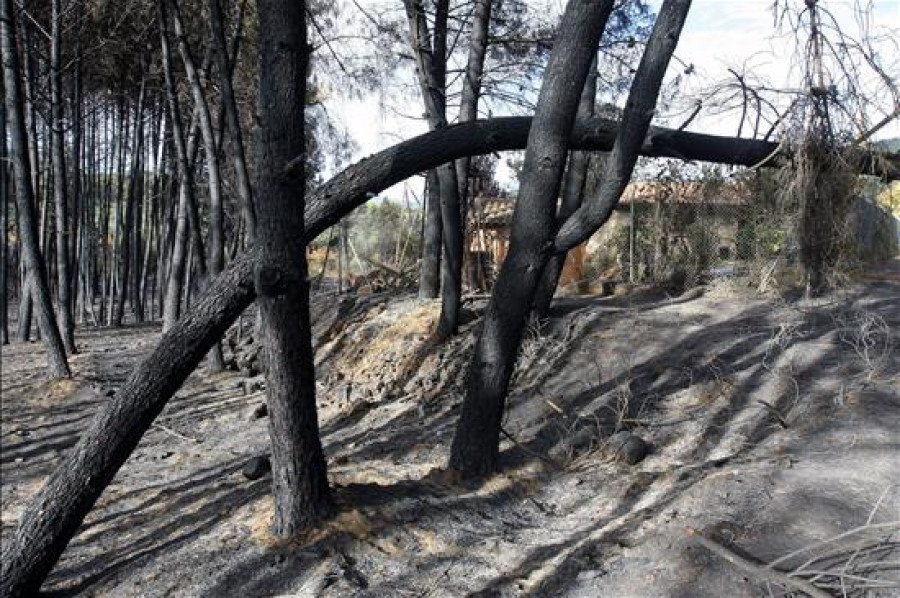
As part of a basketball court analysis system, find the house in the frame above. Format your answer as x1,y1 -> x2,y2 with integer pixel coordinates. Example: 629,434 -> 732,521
465,180 -> 756,292
465,196 -> 587,291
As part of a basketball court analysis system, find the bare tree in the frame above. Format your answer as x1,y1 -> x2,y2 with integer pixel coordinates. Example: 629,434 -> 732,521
403,0 -> 464,339
448,0 -> 617,477
50,0 -> 75,352
255,0 -> 333,534
1,0 -> 70,378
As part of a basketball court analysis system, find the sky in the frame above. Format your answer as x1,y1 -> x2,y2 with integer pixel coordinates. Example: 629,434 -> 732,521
324,0 -> 900,200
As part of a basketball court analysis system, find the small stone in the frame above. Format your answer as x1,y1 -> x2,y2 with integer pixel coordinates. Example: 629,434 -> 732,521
608,432 -> 649,465
250,402 -> 268,420
242,456 -> 271,480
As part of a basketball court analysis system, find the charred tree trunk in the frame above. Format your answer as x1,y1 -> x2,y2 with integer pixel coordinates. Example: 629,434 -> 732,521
1,72 -> 8,345
171,0 -> 225,370
418,169 -> 441,298
403,0 -> 464,339
450,0 -> 693,477
160,4 -> 203,331
113,72 -> 146,327
50,0 -> 75,352
1,0 -> 70,377
454,0 -> 492,209
532,57 -> 599,317
209,0 -> 256,238
553,0 -> 693,253
255,0 -> 333,534
448,0 -> 612,477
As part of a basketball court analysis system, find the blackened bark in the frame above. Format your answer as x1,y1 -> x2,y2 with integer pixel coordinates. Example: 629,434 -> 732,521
113,74 -> 146,327
553,0 -> 693,253
50,0 -> 75,352
403,0 -> 464,339
448,0 -> 613,477
70,29 -> 84,326
255,0 -> 333,535
209,0 -> 256,238
418,169 -> 441,298
1,72 -> 7,344
532,57 -> 600,318
454,0 -> 492,208
1,0 -> 70,377
160,3 -> 201,331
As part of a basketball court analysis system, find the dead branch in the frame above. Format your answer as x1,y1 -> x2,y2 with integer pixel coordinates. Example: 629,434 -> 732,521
686,526 -> 832,598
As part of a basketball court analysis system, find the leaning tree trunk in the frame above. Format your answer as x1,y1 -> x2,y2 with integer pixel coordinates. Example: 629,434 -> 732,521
50,0 -> 75,353
532,56 -> 599,318
553,0 -> 693,253
255,0 -> 333,535
2,109 -> 898,595
448,0 -> 613,477
1,0 -> 70,378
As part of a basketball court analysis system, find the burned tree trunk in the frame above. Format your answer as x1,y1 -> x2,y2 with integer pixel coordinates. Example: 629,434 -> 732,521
418,169 -> 442,298
50,0 -> 75,352
1,0 -> 70,378
208,0 -> 256,239
403,0 -> 464,339
113,72 -> 147,327
448,0 -> 613,477
171,0 -> 226,370
255,0 -> 333,534
449,0 -> 692,477
454,0 -> 492,208
554,0 -> 693,253
532,57 -> 599,318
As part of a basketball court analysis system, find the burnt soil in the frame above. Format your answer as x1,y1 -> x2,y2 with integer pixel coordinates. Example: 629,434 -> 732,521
2,272 -> 898,597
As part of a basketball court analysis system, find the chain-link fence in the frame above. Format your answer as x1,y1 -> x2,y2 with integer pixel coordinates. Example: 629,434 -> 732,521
576,173 -> 898,295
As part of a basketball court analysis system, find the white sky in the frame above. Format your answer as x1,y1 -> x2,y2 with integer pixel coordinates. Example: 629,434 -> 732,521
324,0 -> 900,200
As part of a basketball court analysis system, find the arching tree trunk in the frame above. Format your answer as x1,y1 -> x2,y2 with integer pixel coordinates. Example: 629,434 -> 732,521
1,0 -> 70,378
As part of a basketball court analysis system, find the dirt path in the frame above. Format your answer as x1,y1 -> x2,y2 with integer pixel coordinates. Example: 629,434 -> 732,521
1,280 -> 898,597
